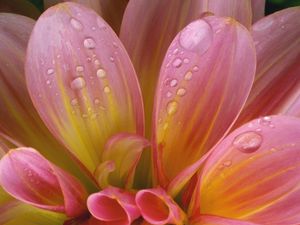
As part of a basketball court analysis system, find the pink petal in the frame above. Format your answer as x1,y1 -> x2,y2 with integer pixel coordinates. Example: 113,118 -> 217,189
25,2 -> 144,174
120,0 -> 205,136
191,116 -> 300,224
87,187 -> 139,225
153,16 -> 256,186
191,215 -> 259,225
0,147 -> 87,217
198,0 -> 252,28
251,0 -> 266,23
95,133 -> 150,189
0,13 -> 86,177
136,187 -> 186,225
236,7 -> 300,125
0,0 -> 40,19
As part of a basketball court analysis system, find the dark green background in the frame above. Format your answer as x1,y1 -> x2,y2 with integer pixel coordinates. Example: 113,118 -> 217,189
28,0 -> 300,14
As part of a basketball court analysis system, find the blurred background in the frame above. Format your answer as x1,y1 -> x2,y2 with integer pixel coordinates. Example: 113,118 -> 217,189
0,0 -> 299,21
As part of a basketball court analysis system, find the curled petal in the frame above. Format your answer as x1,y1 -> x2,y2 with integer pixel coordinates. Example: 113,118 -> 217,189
236,7 -> 300,125
192,116 -> 300,224
136,187 -> 186,225
99,133 -> 150,188
153,16 -> 256,185
0,148 -> 87,217
87,187 -> 140,225
25,2 -> 144,174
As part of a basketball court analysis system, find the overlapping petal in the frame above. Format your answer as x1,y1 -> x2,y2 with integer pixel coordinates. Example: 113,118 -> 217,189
251,0 -> 266,23
0,13 -> 88,179
0,148 -> 87,217
136,187 -> 186,225
153,16 -> 256,185
25,2 -> 144,173
191,116 -> 300,224
87,187 -> 139,225
236,7 -> 300,125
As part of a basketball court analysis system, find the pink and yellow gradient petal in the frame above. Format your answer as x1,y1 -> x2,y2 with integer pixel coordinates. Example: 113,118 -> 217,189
191,116 -> 300,224
153,16 -> 256,186
25,2 -> 144,174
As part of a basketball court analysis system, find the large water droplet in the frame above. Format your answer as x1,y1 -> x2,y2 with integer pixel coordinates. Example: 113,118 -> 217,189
259,116 -> 272,126
70,18 -> 83,30
167,101 -> 178,115
233,131 -> 262,153
97,69 -> 106,78
83,38 -> 96,49
179,20 -> 213,55
70,77 -> 86,90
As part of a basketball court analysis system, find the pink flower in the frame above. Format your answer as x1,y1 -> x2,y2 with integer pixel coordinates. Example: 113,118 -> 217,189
0,1 -> 299,224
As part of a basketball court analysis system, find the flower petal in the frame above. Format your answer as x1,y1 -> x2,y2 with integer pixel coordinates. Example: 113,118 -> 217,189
25,2 -> 144,174
0,147 -> 87,217
198,0 -> 252,28
0,13 -> 89,180
251,0 -> 265,23
0,0 -> 40,19
192,116 -> 300,224
87,187 -> 140,225
236,7 -> 300,125
136,187 -> 186,225
153,16 -> 256,185
97,133 -> 150,189
120,0 -> 205,134
191,215 -> 258,225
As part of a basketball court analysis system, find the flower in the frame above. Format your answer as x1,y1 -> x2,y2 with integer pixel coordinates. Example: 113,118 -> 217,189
0,1 -> 299,224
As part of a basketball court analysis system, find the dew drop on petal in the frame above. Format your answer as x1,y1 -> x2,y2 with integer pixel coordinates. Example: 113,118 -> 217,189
167,101 -> 178,115
109,56 -> 115,62
179,20 -> 213,55
172,58 -> 182,68
71,98 -> 78,106
170,79 -> 178,87
184,71 -> 193,81
176,88 -> 186,96
70,18 -> 83,30
76,65 -> 84,73
223,160 -> 232,167
104,86 -> 111,93
96,69 -> 106,78
233,131 -> 263,153
166,91 -> 172,98
192,66 -> 199,72
183,58 -> 190,64
70,77 -> 86,90
83,38 -> 96,49
259,116 -> 272,126
47,68 -> 54,75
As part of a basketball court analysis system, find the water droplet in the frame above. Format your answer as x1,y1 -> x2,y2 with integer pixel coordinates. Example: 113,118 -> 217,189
76,65 -> 84,73
166,91 -> 172,98
70,77 -> 86,90
71,98 -> 78,106
259,116 -> 272,126
56,54 -> 61,59
170,79 -> 178,87
70,18 -> 83,30
109,56 -> 115,62
167,101 -> 178,115
83,38 -> 96,49
94,98 -> 100,105
94,59 -> 100,66
47,68 -> 54,75
184,71 -> 193,81
104,86 -> 111,93
192,66 -> 199,72
179,20 -> 213,55
46,80 -> 51,85
87,57 -> 92,62
172,58 -> 182,68
91,26 -> 96,31
173,48 -> 179,55
183,58 -> 190,64
176,88 -> 186,96
97,69 -> 106,78
253,17 -> 274,31
223,160 -> 232,167
233,131 -> 263,153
